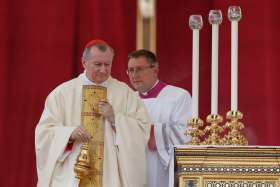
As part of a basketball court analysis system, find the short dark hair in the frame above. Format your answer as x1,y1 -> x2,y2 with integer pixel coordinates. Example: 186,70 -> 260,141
128,49 -> 158,66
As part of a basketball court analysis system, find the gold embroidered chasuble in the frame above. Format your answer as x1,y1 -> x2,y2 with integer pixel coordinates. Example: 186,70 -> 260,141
35,74 -> 151,187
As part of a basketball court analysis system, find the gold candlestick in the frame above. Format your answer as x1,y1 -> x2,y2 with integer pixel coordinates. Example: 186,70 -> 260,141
186,118 -> 204,145
203,114 -> 223,145
222,110 -> 248,145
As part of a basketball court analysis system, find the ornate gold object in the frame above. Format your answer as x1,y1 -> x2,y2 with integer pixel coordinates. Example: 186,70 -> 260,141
186,118 -> 204,145
203,114 -> 223,145
74,85 -> 107,187
175,146 -> 280,187
222,110 -> 248,145
74,143 -> 91,179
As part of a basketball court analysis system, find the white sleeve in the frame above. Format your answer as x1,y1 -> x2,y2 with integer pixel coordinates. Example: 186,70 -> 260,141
35,91 -> 76,186
154,90 -> 192,168
168,91 -> 192,146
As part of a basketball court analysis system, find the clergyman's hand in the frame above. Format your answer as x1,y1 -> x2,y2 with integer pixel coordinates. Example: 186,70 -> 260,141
70,126 -> 92,143
98,101 -> 115,124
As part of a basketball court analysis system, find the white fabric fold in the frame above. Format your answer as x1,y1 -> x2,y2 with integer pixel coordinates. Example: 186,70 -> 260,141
35,73 -> 151,187
141,84 -> 192,187
154,122 -> 169,168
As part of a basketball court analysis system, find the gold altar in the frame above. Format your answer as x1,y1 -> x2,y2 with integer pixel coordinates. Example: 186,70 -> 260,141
175,145 -> 280,187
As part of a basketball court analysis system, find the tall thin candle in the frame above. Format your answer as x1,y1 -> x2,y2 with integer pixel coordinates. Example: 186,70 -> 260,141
189,15 -> 203,118
228,6 -> 242,111
209,10 -> 222,114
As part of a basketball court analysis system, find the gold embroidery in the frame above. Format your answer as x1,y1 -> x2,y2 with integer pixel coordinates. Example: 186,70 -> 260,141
75,85 -> 107,187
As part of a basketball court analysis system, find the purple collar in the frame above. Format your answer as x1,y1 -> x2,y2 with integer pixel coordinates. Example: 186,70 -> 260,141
139,81 -> 167,99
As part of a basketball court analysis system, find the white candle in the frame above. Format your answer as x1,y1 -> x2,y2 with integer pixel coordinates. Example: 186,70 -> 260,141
231,21 -> 238,111
192,29 -> 200,118
209,10 -> 222,115
189,15 -> 203,118
228,6 -> 242,112
211,24 -> 219,114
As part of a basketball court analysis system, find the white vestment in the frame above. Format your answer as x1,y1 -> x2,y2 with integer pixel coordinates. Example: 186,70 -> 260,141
35,73 -> 151,187
140,81 -> 192,187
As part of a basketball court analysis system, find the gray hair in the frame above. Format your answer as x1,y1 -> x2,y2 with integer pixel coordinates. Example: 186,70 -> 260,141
82,43 -> 115,61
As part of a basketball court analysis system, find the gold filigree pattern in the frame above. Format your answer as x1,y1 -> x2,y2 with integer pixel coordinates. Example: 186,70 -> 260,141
176,146 -> 280,187
222,111 -> 248,145
186,118 -> 204,145
75,85 -> 107,187
203,114 -> 223,145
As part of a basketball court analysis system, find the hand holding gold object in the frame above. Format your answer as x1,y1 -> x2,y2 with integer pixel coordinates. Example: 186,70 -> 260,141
98,100 -> 115,124
70,126 -> 92,143
74,85 -> 107,184
74,142 -> 91,179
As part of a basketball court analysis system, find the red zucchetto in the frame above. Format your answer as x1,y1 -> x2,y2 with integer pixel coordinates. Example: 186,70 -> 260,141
84,39 -> 108,49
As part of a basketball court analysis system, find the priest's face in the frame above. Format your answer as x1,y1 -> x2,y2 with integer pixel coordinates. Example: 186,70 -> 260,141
83,47 -> 113,84
127,56 -> 158,93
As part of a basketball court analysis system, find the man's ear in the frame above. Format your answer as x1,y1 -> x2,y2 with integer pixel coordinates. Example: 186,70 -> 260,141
82,60 -> 86,69
154,65 -> 159,74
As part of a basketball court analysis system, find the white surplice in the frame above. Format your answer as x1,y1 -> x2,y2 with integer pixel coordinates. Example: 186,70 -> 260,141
35,73 -> 151,187
140,81 -> 192,187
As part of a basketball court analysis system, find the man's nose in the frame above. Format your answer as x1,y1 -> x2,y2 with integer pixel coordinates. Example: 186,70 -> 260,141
130,71 -> 139,78
99,65 -> 107,72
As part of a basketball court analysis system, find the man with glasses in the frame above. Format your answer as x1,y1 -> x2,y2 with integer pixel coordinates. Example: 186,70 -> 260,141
35,39 -> 151,187
127,49 -> 192,187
